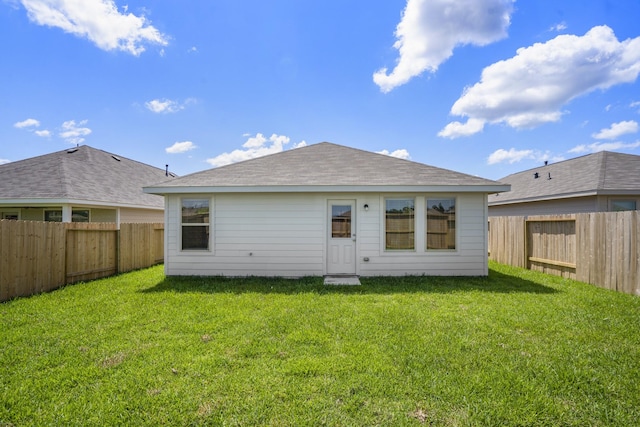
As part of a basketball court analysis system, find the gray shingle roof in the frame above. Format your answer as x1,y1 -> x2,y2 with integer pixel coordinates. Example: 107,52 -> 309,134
489,151 -> 640,205
145,142 -> 506,193
0,145 -> 172,208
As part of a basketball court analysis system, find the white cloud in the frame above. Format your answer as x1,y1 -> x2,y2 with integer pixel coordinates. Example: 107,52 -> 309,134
487,148 -> 564,165
0,159 -> 10,165
14,118 -> 40,128
60,119 -> 91,144
14,118 -> 51,137
292,141 -> 307,149
377,149 -> 411,160
631,101 -> 640,108
550,22 -> 567,32
206,133 -> 306,167
20,0 -> 168,55
487,148 -> 534,165
569,141 -> 640,154
592,120 -> 638,140
440,26 -> 640,137
166,141 -> 196,154
145,99 -> 184,114
373,0 -> 514,93
438,118 -> 485,139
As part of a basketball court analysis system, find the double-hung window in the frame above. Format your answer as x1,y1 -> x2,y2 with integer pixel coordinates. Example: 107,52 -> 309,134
181,199 -> 210,250
426,198 -> 456,250
385,198 -> 415,250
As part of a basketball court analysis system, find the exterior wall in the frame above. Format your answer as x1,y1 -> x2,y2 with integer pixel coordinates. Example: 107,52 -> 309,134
22,208 -> 47,221
164,192 -> 489,277
489,194 -> 640,216
90,208 -> 117,223
489,196 -> 599,217
0,205 -> 159,223
120,207 -> 164,223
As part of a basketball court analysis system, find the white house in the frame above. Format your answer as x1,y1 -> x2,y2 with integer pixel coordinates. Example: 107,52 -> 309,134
144,142 -> 509,277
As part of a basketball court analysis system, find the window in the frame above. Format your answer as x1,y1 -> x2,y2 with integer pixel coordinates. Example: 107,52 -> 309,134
1,212 -> 19,220
385,198 -> 414,250
72,209 -> 90,222
182,199 -> 210,250
44,210 -> 62,222
331,205 -> 352,238
611,200 -> 636,212
426,198 -> 456,250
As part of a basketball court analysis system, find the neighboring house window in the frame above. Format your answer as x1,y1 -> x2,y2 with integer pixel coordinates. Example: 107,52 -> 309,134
1,212 -> 19,220
182,199 -> 210,250
72,209 -> 90,222
611,200 -> 637,212
44,210 -> 62,222
426,198 -> 456,250
385,198 -> 415,250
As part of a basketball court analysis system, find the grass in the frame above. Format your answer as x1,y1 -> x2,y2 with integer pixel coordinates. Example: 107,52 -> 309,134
1,262 -> 639,426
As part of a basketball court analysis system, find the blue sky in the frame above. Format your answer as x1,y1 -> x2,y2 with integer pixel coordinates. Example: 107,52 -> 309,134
2,0 -> 640,180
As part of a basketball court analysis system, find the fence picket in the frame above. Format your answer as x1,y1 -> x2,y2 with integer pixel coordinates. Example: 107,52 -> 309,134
0,221 -> 164,301
489,212 -> 639,295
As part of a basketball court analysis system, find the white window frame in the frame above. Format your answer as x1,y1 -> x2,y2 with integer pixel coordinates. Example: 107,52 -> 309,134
425,196 -> 458,252
180,197 -> 212,252
383,197 -> 416,252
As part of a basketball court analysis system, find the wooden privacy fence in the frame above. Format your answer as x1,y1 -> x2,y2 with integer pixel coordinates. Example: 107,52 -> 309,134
0,221 -> 164,302
489,212 -> 639,295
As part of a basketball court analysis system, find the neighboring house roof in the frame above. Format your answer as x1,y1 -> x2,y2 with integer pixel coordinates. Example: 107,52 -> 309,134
489,151 -> 640,206
145,142 -> 509,194
0,145 -> 173,208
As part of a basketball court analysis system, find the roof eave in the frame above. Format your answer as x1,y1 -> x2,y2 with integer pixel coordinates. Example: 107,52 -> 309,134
489,188 -> 640,206
489,190 -> 599,206
144,184 -> 511,195
0,198 -> 164,210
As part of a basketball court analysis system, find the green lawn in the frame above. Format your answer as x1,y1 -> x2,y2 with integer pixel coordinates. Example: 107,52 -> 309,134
1,262 -> 639,426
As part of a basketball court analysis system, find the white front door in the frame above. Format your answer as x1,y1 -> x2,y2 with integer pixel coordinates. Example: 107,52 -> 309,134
327,200 -> 356,275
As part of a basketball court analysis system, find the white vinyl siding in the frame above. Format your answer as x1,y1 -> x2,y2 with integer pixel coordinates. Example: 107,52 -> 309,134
165,193 -> 325,277
360,193 -> 487,276
164,192 -> 490,277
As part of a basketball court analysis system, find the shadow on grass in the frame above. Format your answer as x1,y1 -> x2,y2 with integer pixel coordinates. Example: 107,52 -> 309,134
141,267 -> 558,295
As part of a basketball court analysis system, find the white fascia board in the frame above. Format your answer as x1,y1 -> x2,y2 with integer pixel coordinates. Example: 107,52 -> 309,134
0,198 -> 163,210
144,184 -> 511,195
488,190 -> 599,206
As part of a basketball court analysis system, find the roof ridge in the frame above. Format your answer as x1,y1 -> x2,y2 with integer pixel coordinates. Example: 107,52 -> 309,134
597,151 -> 608,189
59,148 -> 76,198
